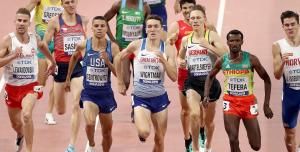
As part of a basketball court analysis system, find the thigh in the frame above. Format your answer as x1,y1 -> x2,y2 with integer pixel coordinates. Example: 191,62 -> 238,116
203,101 -> 216,123
53,82 -> 66,104
7,107 -> 22,125
21,93 -> 38,115
99,113 -> 113,133
224,114 -> 241,138
186,89 -> 201,115
134,106 -> 152,132
151,108 -> 168,135
179,91 -> 189,110
243,118 -> 261,145
83,101 -> 99,124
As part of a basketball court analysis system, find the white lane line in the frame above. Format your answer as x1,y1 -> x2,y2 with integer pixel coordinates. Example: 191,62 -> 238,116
216,0 -> 226,35
85,115 -> 99,152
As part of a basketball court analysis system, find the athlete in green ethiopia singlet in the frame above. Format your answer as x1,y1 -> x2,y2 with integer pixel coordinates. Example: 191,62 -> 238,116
116,0 -> 144,49
222,51 -> 254,96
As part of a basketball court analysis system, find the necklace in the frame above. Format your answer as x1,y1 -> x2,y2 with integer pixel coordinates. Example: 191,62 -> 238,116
229,52 -> 241,63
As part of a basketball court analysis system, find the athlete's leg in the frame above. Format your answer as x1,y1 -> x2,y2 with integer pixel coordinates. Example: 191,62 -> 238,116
83,101 -> 99,148
53,82 -> 67,114
242,118 -> 261,151
202,101 -> 216,150
151,108 -> 168,152
224,114 -> 241,152
21,93 -> 38,152
134,106 -> 152,140
69,76 -> 83,145
122,57 -> 131,89
99,112 -> 113,152
186,89 -> 201,152
285,128 -> 297,152
179,91 -> 190,139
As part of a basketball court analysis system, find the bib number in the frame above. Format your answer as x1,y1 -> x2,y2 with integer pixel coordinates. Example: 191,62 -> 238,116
250,104 -> 258,115
63,35 -> 84,55
223,101 -> 230,111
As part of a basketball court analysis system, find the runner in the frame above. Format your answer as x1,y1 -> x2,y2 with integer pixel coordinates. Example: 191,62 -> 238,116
272,10 -> 300,152
178,5 -> 227,152
205,29 -> 273,152
0,8 -> 55,152
65,16 -> 120,152
42,0 -> 88,151
26,0 -> 63,125
116,15 -> 177,152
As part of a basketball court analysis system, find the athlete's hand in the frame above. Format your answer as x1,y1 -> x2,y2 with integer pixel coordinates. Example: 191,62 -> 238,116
177,57 -> 186,68
167,33 -> 178,45
174,1 -> 181,14
281,53 -> 293,64
118,82 -> 127,96
100,51 -> 110,63
13,47 -> 23,59
154,51 -> 167,65
263,104 -> 273,119
64,80 -> 71,92
46,62 -> 56,76
202,96 -> 210,108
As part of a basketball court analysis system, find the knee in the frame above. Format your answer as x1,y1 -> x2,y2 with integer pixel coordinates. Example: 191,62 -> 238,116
190,112 -> 200,123
85,120 -> 96,129
250,144 -> 261,151
22,113 -> 32,124
205,121 -> 215,130
102,130 -> 112,140
11,121 -> 22,130
138,129 -> 150,139
72,104 -> 80,113
181,108 -> 190,117
154,134 -> 164,145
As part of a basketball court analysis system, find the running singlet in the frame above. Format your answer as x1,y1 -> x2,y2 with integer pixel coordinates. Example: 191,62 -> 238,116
222,51 -> 254,96
144,0 -> 165,7
185,31 -> 216,80
82,38 -> 113,90
4,33 -> 38,86
133,38 -> 166,98
54,14 -> 85,62
116,0 -> 144,49
34,0 -> 63,30
277,39 -> 300,90
175,20 -> 193,52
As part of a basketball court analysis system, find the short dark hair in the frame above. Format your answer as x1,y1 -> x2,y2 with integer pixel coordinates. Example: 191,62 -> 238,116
16,8 -> 31,18
191,4 -> 206,17
179,0 -> 196,9
146,15 -> 163,26
92,16 -> 107,24
280,10 -> 299,24
226,29 -> 243,40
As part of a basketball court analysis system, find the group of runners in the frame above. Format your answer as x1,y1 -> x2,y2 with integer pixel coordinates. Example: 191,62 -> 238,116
0,0 -> 299,152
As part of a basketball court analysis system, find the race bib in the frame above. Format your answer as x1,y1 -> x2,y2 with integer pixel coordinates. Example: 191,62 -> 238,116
42,6 -> 63,23
223,101 -> 230,111
227,76 -> 249,96
86,66 -> 108,86
187,55 -> 212,76
144,0 -> 161,5
284,64 -> 300,89
250,104 -> 258,115
63,35 -> 84,55
12,59 -> 35,79
122,24 -> 143,41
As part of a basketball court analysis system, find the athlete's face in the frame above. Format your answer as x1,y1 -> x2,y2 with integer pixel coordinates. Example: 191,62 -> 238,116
62,0 -> 77,14
92,19 -> 107,38
15,14 -> 30,34
227,34 -> 243,54
146,19 -> 162,40
189,10 -> 206,30
282,17 -> 299,38
181,3 -> 194,20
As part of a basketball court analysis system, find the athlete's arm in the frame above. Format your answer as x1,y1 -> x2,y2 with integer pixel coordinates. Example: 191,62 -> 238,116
208,31 -> 228,57
104,1 -> 120,43
115,40 -> 139,95
250,54 -> 273,119
43,16 -> 58,45
178,36 -> 188,68
106,41 -> 120,77
162,43 -> 177,82
36,34 -> 56,75
203,57 -> 222,106
26,0 -> 40,12
272,42 -> 290,80
167,21 -> 179,45
81,16 -> 89,38
0,36 -> 21,68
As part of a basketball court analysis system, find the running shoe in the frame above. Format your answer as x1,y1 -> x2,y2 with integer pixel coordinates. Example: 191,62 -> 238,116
65,144 -> 75,152
185,136 -> 192,152
45,113 -> 56,125
199,128 -> 206,150
86,146 -> 95,152
15,136 -> 24,152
